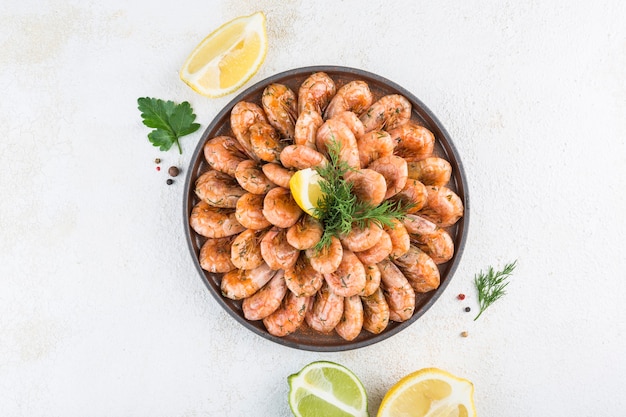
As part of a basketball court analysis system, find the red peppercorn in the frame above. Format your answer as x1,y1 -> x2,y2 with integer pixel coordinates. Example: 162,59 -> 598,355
457,293 -> 465,300
156,166 -> 161,171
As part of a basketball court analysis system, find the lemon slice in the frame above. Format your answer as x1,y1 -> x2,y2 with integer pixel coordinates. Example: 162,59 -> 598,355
180,11 -> 268,98
377,368 -> 476,417
289,168 -> 324,217
288,361 -> 369,417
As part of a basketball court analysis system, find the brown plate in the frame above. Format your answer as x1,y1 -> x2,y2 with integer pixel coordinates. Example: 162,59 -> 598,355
183,66 -> 469,351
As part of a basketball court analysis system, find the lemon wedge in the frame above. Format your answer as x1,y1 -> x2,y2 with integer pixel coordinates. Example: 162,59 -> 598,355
180,11 -> 268,98
289,168 -> 324,217
288,361 -> 369,417
376,368 -> 476,417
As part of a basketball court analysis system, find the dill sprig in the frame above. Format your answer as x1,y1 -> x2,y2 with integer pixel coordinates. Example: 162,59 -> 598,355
473,260 -> 517,321
312,140 -> 409,251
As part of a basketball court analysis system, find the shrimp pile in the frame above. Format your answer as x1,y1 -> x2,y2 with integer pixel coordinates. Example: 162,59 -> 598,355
189,72 -> 464,341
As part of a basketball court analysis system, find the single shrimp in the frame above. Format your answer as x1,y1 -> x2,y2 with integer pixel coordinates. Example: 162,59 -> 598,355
199,236 -> 236,274
284,252 -> 324,297
262,187 -> 303,228
384,218 -> 410,259
235,192 -> 272,230
354,231 -> 393,265
249,121 -> 284,163
330,111 -> 365,138
260,227 -> 300,270
261,83 -> 297,139
230,228 -> 266,270
203,136 -> 248,177
221,262 -> 275,300
402,213 -> 438,237
335,295 -> 364,341
294,109 -> 323,149
305,236 -> 343,274
388,122 -> 435,162
344,169 -> 387,206
263,291 -> 310,337
234,160 -> 275,195
367,155 -> 408,199
280,144 -> 328,170
305,282 -> 344,334
391,178 -> 428,213
286,215 -> 324,250
340,222 -> 384,253
316,119 -> 360,170
324,80 -> 373,119
393,245 -> 440,293
230,101 -> 269,160
360,94 -> 411,133
412,227 -> 454,265
323,249 -> 367,297
361,263 -> 382,297
195,169 -> 246,208
261,162 -> 293,188
361,287 -> 390,334
407,157 -> 452,186
242,270 -> 288,321
356,130 -> 395,168
378,259 -> 415,322
189,200 -> 245,238
419,185 -> 464,228
298,72 -> 336,115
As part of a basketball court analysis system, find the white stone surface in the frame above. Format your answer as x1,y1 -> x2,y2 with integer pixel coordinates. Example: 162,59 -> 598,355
1,0 -> 625,416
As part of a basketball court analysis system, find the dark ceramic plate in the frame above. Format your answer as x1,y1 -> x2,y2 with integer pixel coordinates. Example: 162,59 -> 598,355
183,66 -> 469,351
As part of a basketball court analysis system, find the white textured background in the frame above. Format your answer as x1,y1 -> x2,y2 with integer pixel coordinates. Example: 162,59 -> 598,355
1,0 -> 625,416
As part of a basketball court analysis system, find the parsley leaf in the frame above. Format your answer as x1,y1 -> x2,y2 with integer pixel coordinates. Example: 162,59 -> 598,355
137,97 -> 200,154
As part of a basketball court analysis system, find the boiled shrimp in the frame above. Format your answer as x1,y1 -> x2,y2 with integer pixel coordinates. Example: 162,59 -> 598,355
199,236 -> 236,273
235,160 -> 275,195
323,249 -> 367,297
403,214 -> 454,264
407,157 -> 452,186
261,83 -> 297,139
260,227 -> 300,270
189,200 -> 245,238
361,287 -> 390,334
235,192 -> 272,230
249,122 -> 284,163
384,218 -> 410,259
393,245 -> 440,293
305,282 -> 344,334
305,235 -> 343,274
203,136 -> 248,177
341,222 -> 384,253
230,228 -> 266,270
335,295 -> 364,342
324,80 -> 373,119
354,231 -> 393,265
378,259 -> 415,322
316,119 -> 360,170
419,185 -> 464,228
221,262 -> 275,300
360,94 -> 411,133
361,263 -> 382,297
356,130 -> 395,168
261,163 -> 293,188
286,215 -> 324,250
298,72 -> 336,115
230,101 -> 269,160
195,169 -> 246,208
262,187 -> 303,228
330,111 -> 365,138
242,270 -> 288,321
388,122 -> 435,162
280,144 -> 328,170
294,109 -> 323,149
263,291 -> 310,337
391,178 -> 428,213
284,252 -> 324,297
367,155 -> 408,199
344,169 -> 387,207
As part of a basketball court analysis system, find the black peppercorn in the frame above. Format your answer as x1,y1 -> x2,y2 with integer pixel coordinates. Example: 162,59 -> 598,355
464,306 -> 471,312
166,179 -> 174,185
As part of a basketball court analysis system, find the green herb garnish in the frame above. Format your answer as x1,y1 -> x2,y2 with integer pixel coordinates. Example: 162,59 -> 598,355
473,260 -> 517,320
313,140 -> 408,251
137,97 -> 200,154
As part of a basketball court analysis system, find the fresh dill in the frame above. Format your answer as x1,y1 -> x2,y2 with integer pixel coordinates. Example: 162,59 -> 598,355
312,140 -> 409,251
473,260 -> 518,321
